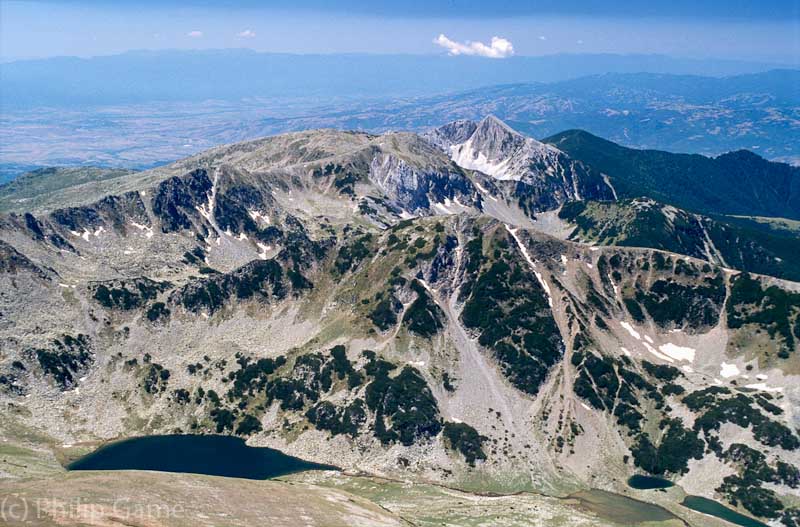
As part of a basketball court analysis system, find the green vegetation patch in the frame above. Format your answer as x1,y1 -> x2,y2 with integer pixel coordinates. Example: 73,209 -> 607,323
443,422 -> 487,466
91,278 -> 171,311
145,302 -> 170,322
366,364 -> 442,446
306,399 -> 367,437
717,443 -> 800,520
683,387 -> 799,451
143,363 -> 170,394
726,273 -> 800,359
334,233 -> 374,274
630,418 -> 704,476
630,273 -> 726,330
461,228 -> 562,395
30,334 -> 92,389
402,279 -> 444,338
571,347 -> 703,475
172,259 -> 288,314
571,349 -> 666,432
559,199 -> 800,282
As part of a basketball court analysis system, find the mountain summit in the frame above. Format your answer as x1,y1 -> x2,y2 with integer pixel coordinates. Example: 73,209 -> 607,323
427,115 -> 561,181
425,115 -> 615,212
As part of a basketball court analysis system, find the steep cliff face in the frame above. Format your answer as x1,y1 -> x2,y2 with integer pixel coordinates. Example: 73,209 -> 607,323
1,121 -> 799,526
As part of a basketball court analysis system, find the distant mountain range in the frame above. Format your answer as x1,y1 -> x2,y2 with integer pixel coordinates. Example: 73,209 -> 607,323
2,67 -> 798,179
3,50 -> 794,110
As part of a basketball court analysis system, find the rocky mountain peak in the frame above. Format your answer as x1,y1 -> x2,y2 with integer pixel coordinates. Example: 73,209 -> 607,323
421,117 -> 614,211
474,114 -> 522,139
426,116 -> 562,182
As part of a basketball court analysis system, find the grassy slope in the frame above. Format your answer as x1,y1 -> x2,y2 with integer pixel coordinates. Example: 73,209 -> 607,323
0,471 -> 404,527
0,167 -> 136,214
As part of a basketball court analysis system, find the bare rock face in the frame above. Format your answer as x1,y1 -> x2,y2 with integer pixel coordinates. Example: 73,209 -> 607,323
368,152 -> 480,215
422,119 -> 477,151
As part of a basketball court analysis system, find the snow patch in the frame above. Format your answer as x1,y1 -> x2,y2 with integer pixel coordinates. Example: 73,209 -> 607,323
644,342 -> 674,363
659,343 -> 695,362
451,141 -> 514,180
130,221 -> 154,238
620,347 -> 631,357
473,181 -> 498,201
620,321 -> 641,340
417,279 -> 436,295
433,202 -> 454,215
248,210 -> 271,224
608,275 -> 619,296
720,362 -> 740,378
256,243 -> 272,260
196,169 -> 220,226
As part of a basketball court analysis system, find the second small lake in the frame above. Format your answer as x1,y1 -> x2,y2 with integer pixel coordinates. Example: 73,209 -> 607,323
681,496 -> 769,527
627,474 -> 675,490
67,434 -> 337,480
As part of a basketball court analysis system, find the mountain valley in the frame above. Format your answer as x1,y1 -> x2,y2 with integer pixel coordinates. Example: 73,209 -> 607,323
1,116 -> 799,527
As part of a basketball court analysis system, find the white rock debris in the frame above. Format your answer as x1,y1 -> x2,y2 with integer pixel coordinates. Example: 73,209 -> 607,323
744,383 -> 783,393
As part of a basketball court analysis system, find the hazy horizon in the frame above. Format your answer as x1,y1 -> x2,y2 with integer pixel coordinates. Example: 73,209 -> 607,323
3,48 -> 799,68
2,0 -> 798,63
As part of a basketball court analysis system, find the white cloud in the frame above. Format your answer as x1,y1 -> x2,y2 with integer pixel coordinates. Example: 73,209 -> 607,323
538,35 -> 547,41
187,30 -> 203,38
237,29 -> 256,38
434,34 -> 514,59
577,39 -> 584,45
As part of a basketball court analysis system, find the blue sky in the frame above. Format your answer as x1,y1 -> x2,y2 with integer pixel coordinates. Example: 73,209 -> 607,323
2,0 -> 798,63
